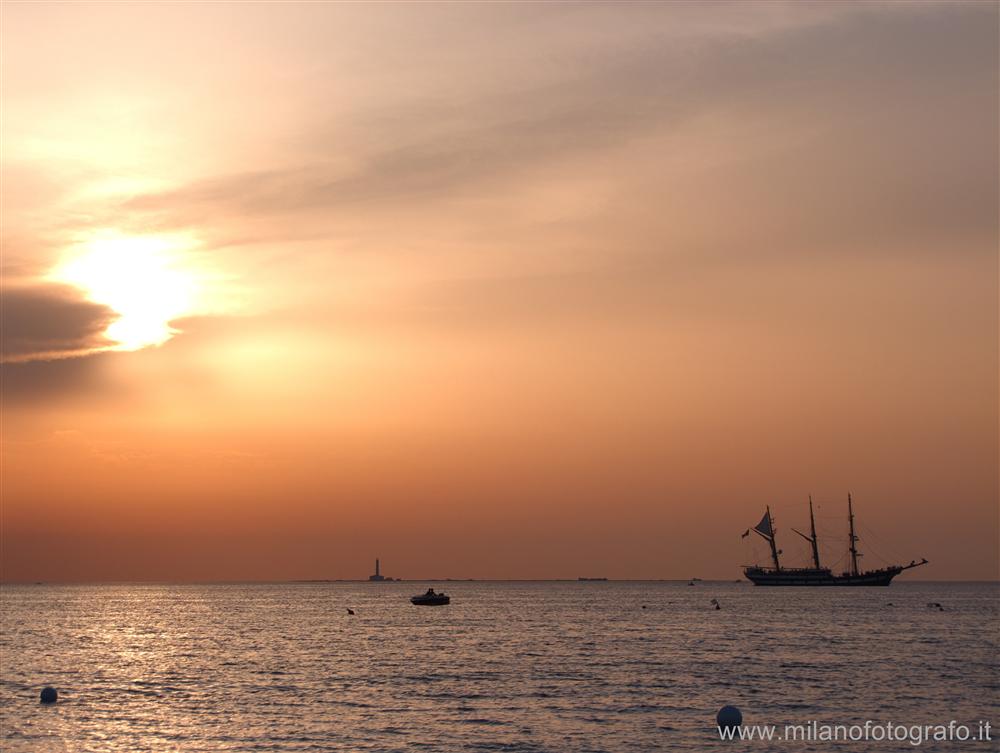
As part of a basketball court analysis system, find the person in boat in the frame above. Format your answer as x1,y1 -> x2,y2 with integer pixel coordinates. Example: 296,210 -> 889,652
425,588 -> 436,596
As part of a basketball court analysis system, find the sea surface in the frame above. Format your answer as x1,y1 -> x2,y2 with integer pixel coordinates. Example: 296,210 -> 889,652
1,581 -> 997,752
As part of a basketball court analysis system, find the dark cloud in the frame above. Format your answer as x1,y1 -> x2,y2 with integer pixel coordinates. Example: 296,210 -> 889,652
1,283 -> 116,362
0,350 -> 119,404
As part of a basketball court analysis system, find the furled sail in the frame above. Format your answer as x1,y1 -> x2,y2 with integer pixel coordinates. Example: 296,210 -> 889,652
753,512 -> 773,538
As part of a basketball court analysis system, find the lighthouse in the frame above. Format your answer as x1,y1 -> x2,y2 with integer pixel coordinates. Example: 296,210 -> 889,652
369,558 -> 386,581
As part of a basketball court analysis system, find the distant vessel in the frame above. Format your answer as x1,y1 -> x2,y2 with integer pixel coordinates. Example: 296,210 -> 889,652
411,588 -> 450,606
368,558 -> 395,582
578,577 -> 608,581
743,495 -> 927,586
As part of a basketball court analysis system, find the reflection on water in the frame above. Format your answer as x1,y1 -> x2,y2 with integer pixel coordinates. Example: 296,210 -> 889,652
1,582 -> 997,752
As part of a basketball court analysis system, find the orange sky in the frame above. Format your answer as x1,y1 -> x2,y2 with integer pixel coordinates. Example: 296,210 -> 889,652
1,2 -> 997,581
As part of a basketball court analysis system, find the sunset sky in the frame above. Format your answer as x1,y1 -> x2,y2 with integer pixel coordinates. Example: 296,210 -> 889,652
2,1 -> 996,581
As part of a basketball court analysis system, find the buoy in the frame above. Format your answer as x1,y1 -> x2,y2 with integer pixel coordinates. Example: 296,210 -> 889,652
40,687 -> 58,704
717,705 -> 742,730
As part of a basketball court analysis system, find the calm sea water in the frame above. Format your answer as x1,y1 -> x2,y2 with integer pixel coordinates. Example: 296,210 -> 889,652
1,582 -> 997,752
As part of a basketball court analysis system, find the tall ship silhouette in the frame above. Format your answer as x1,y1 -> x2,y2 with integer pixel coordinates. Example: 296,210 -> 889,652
743,494 -> 927,586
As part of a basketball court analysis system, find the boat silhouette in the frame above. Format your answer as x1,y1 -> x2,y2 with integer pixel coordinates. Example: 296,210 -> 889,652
743,494 -> 927,586
410,588 -> 450,606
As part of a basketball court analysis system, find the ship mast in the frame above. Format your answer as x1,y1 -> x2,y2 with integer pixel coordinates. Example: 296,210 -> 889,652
750,506 -> 781,571
765,506 -> 781,571
809,497 -> 821,569
847,493 -> 860,576
792,495 -> 822,569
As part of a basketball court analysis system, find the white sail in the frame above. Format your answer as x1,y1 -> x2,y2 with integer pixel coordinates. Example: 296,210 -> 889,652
753,512 -> 772,538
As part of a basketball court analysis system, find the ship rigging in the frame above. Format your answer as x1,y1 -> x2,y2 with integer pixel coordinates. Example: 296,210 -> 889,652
742,494 -> 927,586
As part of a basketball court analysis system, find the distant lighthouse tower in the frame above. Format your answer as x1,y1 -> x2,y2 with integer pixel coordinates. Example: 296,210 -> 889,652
369,558 -> 386,581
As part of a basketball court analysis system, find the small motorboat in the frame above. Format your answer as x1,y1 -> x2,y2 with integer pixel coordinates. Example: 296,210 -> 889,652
410,588 -> 450,606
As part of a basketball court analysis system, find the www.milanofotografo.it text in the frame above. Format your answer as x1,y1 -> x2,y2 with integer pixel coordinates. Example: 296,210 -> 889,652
718,720 -> 994,746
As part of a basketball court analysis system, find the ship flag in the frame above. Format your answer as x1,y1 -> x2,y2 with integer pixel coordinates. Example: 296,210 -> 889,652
753,512 -> 772,538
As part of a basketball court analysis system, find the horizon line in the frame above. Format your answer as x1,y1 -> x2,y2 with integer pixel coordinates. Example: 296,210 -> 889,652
2,578 -> 997,586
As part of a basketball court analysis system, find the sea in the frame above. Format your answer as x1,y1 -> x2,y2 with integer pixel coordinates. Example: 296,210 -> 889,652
1,581 -> 997,752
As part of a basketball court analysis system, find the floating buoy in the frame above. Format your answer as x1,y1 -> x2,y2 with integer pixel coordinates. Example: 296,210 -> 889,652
710,598 -> 720,610
717,705 -> 742,730
40,687 -> 58,704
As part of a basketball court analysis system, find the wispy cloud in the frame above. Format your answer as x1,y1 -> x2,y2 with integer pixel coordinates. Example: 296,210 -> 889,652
106,1 -> 995,267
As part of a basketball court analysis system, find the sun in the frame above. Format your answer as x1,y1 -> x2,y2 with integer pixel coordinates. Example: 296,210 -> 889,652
50,231 -> 203,351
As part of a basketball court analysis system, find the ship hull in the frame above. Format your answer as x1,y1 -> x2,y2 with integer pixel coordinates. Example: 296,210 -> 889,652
744,566 -> 902,586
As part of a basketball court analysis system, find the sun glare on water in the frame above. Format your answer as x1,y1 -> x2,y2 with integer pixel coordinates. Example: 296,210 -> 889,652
51,232 -> 204,351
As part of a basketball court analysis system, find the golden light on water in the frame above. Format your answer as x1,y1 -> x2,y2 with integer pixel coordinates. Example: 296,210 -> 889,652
51,232 -> 203,351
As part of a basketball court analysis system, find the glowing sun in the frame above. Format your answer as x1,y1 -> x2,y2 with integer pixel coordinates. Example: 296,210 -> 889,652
51,232 -> 203,351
